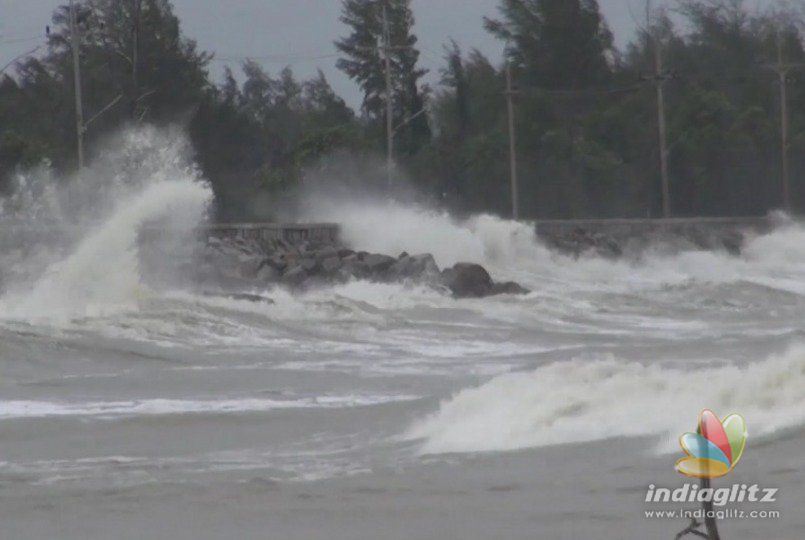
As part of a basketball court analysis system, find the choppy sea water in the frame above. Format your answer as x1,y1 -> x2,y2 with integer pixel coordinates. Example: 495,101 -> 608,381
0,129 -> 803,539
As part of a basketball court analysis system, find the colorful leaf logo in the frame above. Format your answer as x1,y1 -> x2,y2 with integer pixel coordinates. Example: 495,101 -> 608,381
675,409 -> 747,479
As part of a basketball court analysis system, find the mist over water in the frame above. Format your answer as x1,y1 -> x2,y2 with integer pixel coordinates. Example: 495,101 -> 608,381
1,130 -> 804,538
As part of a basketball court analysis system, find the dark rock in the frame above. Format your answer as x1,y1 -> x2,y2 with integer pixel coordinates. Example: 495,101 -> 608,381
337,248 -> 355,258
299,258 -> 318,272
314,246 -> 339,262
340,257 -> 369,280
389,253 -> 439,281
256,265 -> 280,282
321,256 -> 342,274
363,253 -> 396,274
441,263 -> 494,298
262,253 -> 287,272
282,265 -> 309,287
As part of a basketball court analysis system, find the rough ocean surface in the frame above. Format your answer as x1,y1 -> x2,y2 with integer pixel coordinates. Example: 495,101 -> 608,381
0,129 -> 803,539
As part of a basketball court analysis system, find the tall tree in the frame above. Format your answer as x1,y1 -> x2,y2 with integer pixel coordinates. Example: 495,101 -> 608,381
485,0 -> 613,89
335,0 -> 430,154
0,0 -> 211,191
41,0 -> 211,159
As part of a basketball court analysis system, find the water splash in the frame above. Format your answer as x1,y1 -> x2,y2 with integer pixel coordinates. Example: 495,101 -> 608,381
0,126 -> 212,321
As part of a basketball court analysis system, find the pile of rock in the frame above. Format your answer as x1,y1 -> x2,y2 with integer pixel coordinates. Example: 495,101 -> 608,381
544,228 -> 623,259
542,226 -> 747,259
194,236 -> 529,299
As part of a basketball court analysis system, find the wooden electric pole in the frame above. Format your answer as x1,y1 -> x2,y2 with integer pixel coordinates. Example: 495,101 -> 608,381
654,48 -> 671,218
643,0 -> 671,218
382,5 -> 394,185
69,0 -> 85,169
774,32 -> 793,212
505,62 -> 519,220
650,20 -> 671,217
763,27 -> 805,213
131,0 -> 141,118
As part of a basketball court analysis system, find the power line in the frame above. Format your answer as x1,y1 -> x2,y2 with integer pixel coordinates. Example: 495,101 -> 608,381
0,46 -> 42,76
212,53 -> 339,64
516,81 -> 649,97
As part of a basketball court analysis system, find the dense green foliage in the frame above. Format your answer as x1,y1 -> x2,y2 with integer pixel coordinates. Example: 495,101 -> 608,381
2,0 -> 805,219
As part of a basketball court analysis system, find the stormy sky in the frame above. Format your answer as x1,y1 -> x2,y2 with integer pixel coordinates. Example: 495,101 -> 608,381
0,0 -> 648,108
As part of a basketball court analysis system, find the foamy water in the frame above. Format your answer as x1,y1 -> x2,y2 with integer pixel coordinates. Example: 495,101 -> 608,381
0,393 -> 421,420
1,129 -> 805,497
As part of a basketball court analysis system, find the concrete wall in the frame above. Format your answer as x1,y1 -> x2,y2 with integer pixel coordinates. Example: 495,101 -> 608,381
533,217 -> 773,238
204,223 -> 340,245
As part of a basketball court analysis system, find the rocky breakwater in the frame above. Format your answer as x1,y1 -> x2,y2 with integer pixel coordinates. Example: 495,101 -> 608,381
195,236 -> 529,299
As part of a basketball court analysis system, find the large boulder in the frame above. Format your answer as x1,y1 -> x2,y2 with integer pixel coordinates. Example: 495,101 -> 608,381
389,253 -> 440,282
441,263 -> 530,298
282,264 -> 309,287
363,253 -> 396,275
262,253 -> 287,273
441,263 -> 494,298
314,245 -> 340,262
321,256 -> 342,275
299,258 -> 319,273
256,264 -> 280,282
339,253 -> 369,280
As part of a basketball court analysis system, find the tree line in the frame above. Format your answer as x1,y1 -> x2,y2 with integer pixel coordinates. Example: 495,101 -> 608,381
2,0 -> 805,220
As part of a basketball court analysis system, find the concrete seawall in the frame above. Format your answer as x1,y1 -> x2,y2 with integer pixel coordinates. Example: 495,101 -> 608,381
203,218 -> 772,245
0,217 -> 777,252
203,223 -> 340,246
533,217 -> 773,237
200,218 -> 773,250
532,216 -> 776,257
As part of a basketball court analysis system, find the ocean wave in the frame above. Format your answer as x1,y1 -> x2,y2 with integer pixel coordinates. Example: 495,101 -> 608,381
406,344 -> 805,454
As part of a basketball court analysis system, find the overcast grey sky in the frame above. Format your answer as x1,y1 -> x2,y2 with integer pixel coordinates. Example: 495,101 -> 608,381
1,0 -> 645,108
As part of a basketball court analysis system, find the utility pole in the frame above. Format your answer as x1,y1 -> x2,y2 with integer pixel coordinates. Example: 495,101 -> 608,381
649,15 -> 671,218
654,46 -> 671,218
382,5 -> 394,185
762,28 -> 805,213
774,31 -> 792,212
69,0 -> 85,169
505,62 -> 519,220
131,0 -> 141,118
